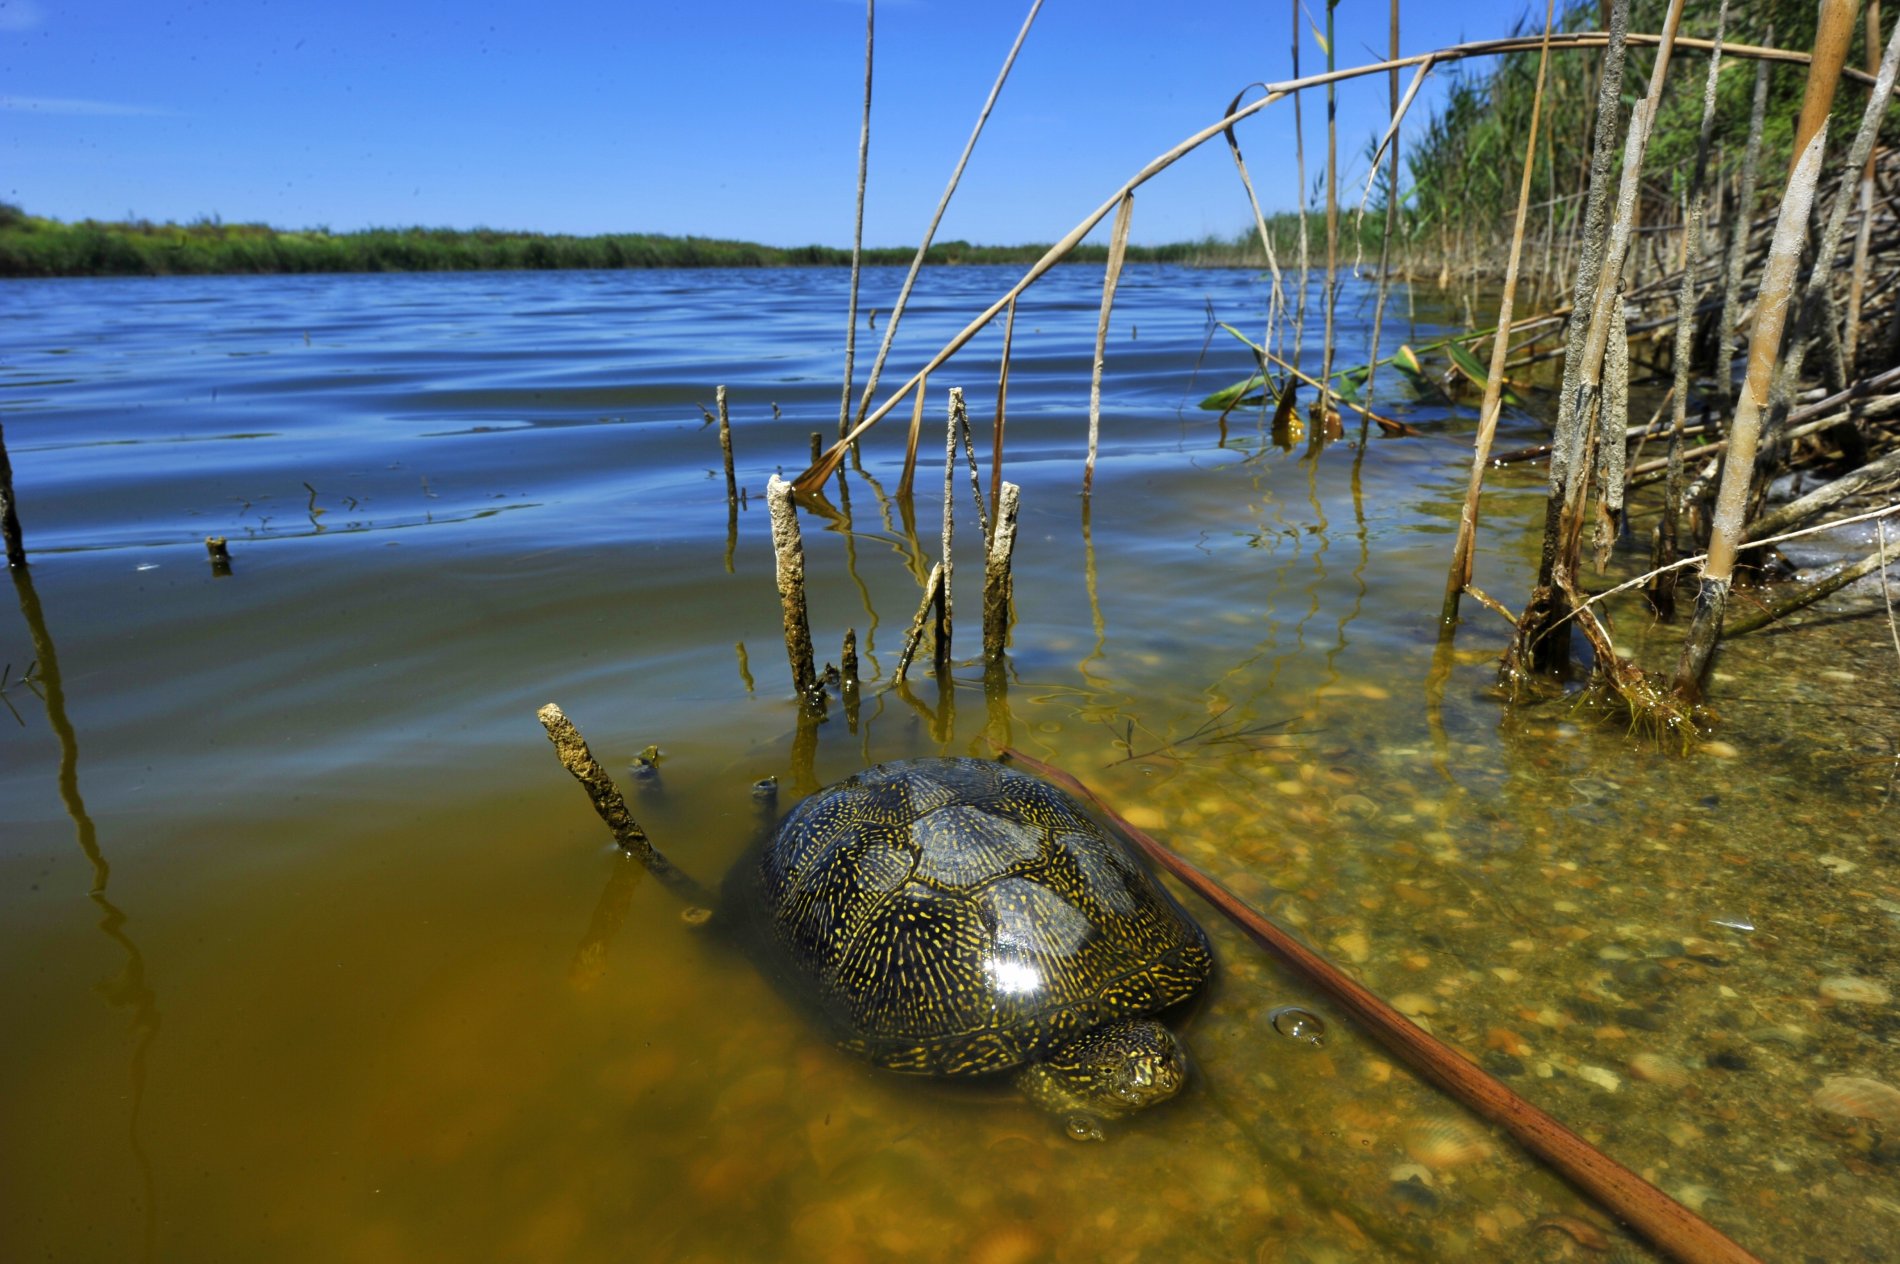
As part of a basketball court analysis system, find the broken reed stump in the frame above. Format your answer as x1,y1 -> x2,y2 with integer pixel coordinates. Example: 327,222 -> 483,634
716,385 -> 737,505
205,536 -> 232,577
896,562 -> 943,681
982,481 -> 1021,660
1674,125 -> 1830,697
766,475 -> 822,707
936,389 -> 964,675
536,703 -> 714,908
537,703 -> 657,858
0,420 -> 25,569
840,627 -> 861,729
841,628 -> 859,693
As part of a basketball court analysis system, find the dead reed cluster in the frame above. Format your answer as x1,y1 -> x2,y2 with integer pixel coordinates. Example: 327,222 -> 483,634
773,0 -> 1900,742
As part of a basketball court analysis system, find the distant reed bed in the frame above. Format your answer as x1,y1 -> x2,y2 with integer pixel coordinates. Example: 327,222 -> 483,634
0,204 -> 1233,278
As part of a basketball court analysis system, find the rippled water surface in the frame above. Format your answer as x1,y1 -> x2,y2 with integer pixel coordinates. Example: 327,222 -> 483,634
3,267 -> 1896,1262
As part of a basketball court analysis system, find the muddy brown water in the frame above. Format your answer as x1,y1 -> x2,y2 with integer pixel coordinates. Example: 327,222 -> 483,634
2,267 -> 1896,1261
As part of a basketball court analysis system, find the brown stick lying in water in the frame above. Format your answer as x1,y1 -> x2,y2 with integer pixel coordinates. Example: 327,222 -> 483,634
999,746 -> 1765,1264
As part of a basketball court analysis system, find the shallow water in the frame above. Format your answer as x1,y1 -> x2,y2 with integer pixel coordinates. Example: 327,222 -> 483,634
2,266 -> 1896,1261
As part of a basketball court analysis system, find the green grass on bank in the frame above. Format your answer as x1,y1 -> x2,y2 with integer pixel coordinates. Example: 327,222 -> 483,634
0,204 -> 1267,278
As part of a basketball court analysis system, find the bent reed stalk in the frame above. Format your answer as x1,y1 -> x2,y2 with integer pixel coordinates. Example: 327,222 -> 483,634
1441,0 -> 1558,625
852,0 -> 1044,425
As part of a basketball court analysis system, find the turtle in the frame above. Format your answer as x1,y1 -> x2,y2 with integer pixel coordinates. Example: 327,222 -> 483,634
739,755 -> 1214,1141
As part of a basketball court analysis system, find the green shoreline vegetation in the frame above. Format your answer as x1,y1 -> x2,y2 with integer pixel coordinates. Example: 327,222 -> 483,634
0,202 -> 1268,278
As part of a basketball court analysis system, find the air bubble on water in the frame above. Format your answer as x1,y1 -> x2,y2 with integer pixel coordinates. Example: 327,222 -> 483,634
1270,1005 -> 1327,1046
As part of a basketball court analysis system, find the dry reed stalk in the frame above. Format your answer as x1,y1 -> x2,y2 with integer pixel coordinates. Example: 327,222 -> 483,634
1356,60 -> 1431,221
1626,391 -> 1900,483
1673,126 -> 1831,696
767,475 -> 823,706
1507,0 -> 1631,677
1757,13 -> 1900,475
1530,0 -> 1683,673
716,385 -> 737,505
991,299 -> 1015,532
1291,0 -> 1310,367
956,394 -> 990,540
899,372 -> 926,498
1657,201 -> 1699,614
1723,542 -> 1900,636
1798,0 -> 1860,158
1357,0 -> 1402,442
1623,382 -> 1677,472
1656,8 -> 1728,612
1001,747 -> 1770,1264
1084,193 -> 1134,494
1441,0 -> 1557,625
0,421 -> 24,569
792,30 -> 1873,496
1318,0 -> 1340,427
1718,33 -> 1774,409
1570,0 -> 1682,397
1545,503 -> 1900,641
982,480 -> 1021,659
1847,2 -> 1883,370
1747,443 -> 1900,541
854,0 -> 1043,423
1883,519 -> 1899,665
1537,2 -> 1629,580
837,0 -> 875,440
1540,111 -> 1558,304
895,562 -> 943,680
1593,298 -> 1630,571
1222,84 -> 1290,361
936,388 -> 964,674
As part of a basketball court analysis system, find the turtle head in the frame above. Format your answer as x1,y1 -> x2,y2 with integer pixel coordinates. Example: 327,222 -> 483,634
1015,1018 -> 1189,1141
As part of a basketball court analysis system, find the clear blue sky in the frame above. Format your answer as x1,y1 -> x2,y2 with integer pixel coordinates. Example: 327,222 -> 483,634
4,0 -> 1549,246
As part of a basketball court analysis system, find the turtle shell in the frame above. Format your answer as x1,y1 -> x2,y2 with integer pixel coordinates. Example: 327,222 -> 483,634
757,757 -> 1212,1076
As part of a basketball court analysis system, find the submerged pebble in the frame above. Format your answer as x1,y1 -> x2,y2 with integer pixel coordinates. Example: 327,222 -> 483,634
1628,1053 -> 1691,1088
1813,1076 -> 1900,1127
1402,1117 -> 1494,1170
1332,931 -> 1371,964
1576,1065 -> 1622,1093
1118,805 -> 1166,831
1820,976 -> 1892,1005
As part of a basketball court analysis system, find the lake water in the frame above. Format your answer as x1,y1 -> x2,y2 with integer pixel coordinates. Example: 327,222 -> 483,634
2,266 -> 1896,1262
